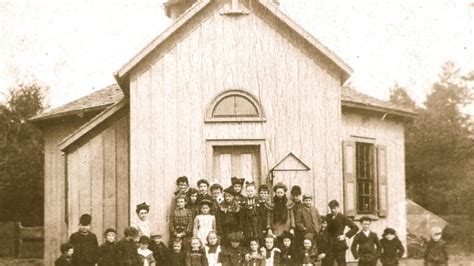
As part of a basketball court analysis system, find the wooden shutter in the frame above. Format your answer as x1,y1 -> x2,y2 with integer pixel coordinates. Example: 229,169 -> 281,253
342,141 -> 357,217
377,145 -> 388,217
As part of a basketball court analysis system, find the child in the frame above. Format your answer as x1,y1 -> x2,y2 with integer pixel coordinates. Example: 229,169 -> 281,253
242,182 -> 262,240
55,243 -> 74,266
317,216 -> 331,266
216,187 -> 243,246
230,176 -> 246,205
267,182 -> 295,238
185,237 -> 208,266
257,185 -> 270,237
170,195 -> 194,245
187,188 -> 200,219
132,202 -> 152,237
279,231 -> 296,266
169,239 -> 186,266
423,226 -> 448,266
351,216 -> 381,266
137,236 -> 156,266
175,176 -> 191,200
261,235 -> 281,266
244,237 -> 265,266
193,199 -> 216,245
205,231 -> 222,266
98,228 -> 117,266
290,186 -> 303,248
116,227 -> 140,266
380,228 -> 404,266
210,183 -> 224,206
300,238 -> 318,266
197,179 -> 213,204
326,200 -> 358,266
149,233 -> 169,265
295,195 -> 321,241
69,214 -> 99,266
220,232 -> 246,265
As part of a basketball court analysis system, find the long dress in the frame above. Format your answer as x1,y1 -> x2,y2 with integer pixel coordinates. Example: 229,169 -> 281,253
205,244 -> 222,266
193,214 -> 216,245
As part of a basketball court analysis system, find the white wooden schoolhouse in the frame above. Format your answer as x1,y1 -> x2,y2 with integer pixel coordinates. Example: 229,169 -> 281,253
32,0 -> 415,263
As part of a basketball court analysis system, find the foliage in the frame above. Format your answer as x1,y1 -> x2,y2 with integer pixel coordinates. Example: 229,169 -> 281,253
0,83 -> 46,226
390,62 -> 474,216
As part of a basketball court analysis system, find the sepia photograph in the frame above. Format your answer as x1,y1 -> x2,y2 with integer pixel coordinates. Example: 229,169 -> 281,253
0,0 -> 473,265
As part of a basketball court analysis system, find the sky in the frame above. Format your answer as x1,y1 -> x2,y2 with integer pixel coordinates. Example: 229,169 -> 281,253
0,0 -> 473,112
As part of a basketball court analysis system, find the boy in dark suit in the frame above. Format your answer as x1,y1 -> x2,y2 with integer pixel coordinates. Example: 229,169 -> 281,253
55,243 -> 74,266
116,227 -> 140,266
351,216 -> 381,266
149,232 -> 169,265
68,214 -> 99,266
326,200 -> 358,266
98,228 -> 117,266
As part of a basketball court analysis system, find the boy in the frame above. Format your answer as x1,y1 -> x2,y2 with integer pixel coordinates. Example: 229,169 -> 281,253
197,179 -> 213,204
295,195 -> 321,242
220,232 -> 246,265
242,182 -> 262,240
116,227 -> 140,266
326,200 -> 358,266
149,232 -> 169,265
258,185 -> 270,237
423,226 -> 449,265
169,239 -> 186,266
317,216 -> 331,266
230,176 -> 245,205
55,243 -> 74,266
350,216 -> 381,266
98,228 -> 117,266
170,195 -> 193,245
210,183 -> 224,211
69,214 -> 99,266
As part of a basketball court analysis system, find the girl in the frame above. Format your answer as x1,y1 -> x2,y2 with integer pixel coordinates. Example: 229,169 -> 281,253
242,182 -> 262,240
424,227 -> 448,266
261,235 -> 281,266
205,231 -> 222,266
132,202 -> 152,237
300,238 -> 318,266
137,236 -> 156,266
187,188 -> 200,219
244,237 -> 265,266
280,231 -> 296,266
317,216 -> 330,266
267,182 -> 295,238
380,228 -> 405,265
170,195 -> 193,246
185,237 -> 208,266
216,187 -> 243,246
169,239 -> 186,266
193,199 -> 216,246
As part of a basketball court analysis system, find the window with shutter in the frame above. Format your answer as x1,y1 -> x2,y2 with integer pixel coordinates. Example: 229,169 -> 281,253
356,142 -> 376,214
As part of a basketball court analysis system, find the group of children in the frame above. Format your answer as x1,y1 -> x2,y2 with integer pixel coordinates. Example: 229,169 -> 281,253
55,176 -> 449,266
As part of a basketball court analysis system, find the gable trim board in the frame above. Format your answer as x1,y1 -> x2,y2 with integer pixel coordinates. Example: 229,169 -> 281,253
114,0 -> 352,94
271,152 -> 311,171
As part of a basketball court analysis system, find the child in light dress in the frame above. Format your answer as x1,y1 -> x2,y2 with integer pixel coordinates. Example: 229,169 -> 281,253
205,231 -> 222,266
193,199 -> 216,246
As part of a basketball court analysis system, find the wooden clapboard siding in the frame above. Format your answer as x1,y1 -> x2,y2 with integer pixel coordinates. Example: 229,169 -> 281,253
129,1 -> 343,242
65,111 -> 129,244
341,112 -> 407,253
43,119 -> 92,266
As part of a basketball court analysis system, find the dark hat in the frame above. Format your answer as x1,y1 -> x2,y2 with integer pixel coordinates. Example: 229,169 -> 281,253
224,187 -> 238,196
258,184 -> 269,192
281,231 -> 294,241
176,176 -> 189,185
328,200 -> 339,208
227,232 -> 244,242
290,186 -> 302,195
197,179 -> 209,187
60,243 -> 74,253
151,232 -> 163,238
124,227 -> 139,237
199,199 -> 213,207
302,194 -> 312,200
79,214 -> 92,226
359,216 -> 372,223
273,182 -> 288,192
139,235 -> 151,244
104,228 -> 117,236
231,176 -> 245,186
136,202 -> 150,214
383,228 -> 396,236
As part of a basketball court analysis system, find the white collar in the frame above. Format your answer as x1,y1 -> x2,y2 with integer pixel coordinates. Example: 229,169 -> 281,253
138,248 -> 153,257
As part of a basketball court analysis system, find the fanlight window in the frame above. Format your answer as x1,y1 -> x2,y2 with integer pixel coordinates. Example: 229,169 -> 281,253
206,90 -> 265,122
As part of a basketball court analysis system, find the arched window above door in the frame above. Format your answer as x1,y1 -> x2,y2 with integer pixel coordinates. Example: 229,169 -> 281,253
205,90 -> 265,122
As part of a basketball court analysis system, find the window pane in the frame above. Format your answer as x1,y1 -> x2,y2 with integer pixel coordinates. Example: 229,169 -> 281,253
235,96 -> 258,116
213,96 -> 236,117
356,142 -> 375,213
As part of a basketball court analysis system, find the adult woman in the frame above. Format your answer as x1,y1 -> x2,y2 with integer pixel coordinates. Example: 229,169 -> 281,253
267,182 -> 295,237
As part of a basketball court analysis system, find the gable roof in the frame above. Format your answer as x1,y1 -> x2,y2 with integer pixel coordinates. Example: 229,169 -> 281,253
271,152 -> 310,171
113,0 -> 353,93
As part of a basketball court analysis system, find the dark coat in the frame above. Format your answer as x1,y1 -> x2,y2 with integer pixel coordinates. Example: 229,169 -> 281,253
98,242 -> 117,266
280,246 -> 297,266
55,255 -> 72,266
295,205 -> 321,239
317,228 -> 331,256
185,249 -> 208,266
116,237 -> 139,266
298,247 -> 318,265
424,240 -> 448,264
351,231 -> 381,263
326,212 -> 358,251
69,231 -> 99,266
220,246 -> 246,266
169,251 -> 187,266
216,203 -> 243,243
242,196 -> 263,239
380,237 -> 404,265
149,242 -> 169,265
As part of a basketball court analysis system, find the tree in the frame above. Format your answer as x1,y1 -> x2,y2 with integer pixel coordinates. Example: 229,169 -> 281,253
0,83 -> 47,226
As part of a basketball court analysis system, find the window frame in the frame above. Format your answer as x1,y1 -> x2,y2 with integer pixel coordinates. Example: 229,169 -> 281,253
205,90 -> 266,123
355,142 -> 377,215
